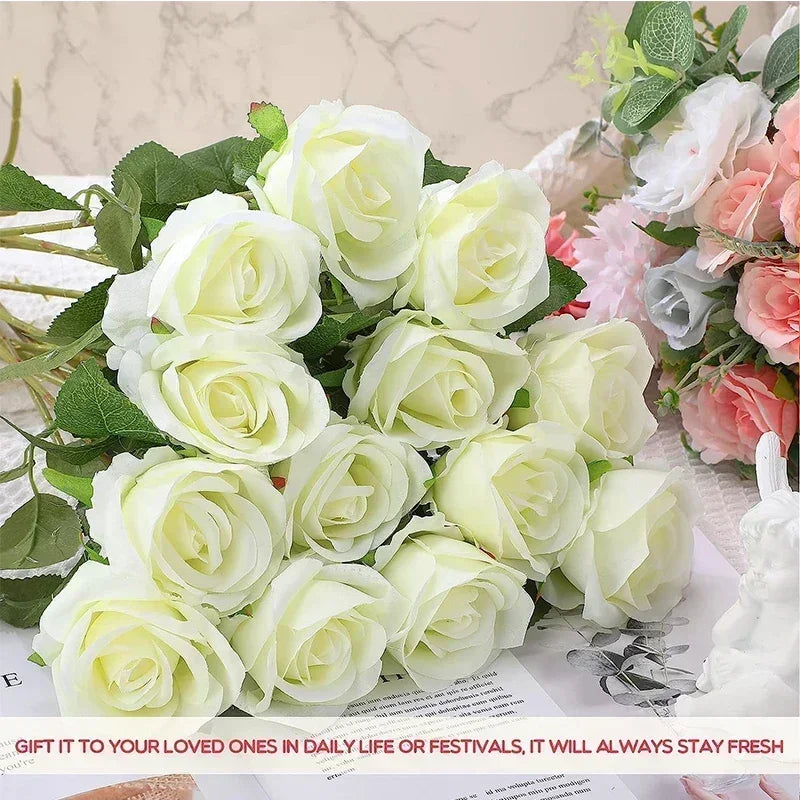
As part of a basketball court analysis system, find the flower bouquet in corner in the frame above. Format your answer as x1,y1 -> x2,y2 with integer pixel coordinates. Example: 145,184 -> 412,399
0,91 -> 698,719
564,2 -> 799,480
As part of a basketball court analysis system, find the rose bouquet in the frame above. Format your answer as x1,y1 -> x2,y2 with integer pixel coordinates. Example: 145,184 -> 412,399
0,93 -> 697,719
565,2 -> 799,479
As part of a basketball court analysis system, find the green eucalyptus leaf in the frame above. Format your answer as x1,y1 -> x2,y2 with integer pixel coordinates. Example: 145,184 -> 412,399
0,165 -> 82,212
47,278 -> 113,343
112,141 -> 199,205
94,177 -> 142,274
763,25 -> 800,91
180,137 -> 249,195
625,1 -> 662,45
423,150 -> 470,186
691,5 -> 747,78
615,75 -> 682,132
640,2 -> 695,69
773,76 -> 800,110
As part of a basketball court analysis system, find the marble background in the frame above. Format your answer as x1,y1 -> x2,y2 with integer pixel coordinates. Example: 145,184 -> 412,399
0,1 -> 787,175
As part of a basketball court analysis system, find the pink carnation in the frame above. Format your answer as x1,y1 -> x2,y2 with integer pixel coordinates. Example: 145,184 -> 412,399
780,181 -> 798,245
680,363 -> 798,464
546,212 -> 588,319
573,198 -> 680,355
734,258 -> 800,365
773,92 -> 799,179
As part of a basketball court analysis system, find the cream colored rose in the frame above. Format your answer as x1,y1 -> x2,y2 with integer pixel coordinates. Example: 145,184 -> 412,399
507,316 -> 656,460
257,101 -> 430,308
374,514 -> 533,691
32,562 -> 244,717
87,447 -> 287,614
542,464 -> 700,627
343,310 -> 530,450
430,422 -> 590,580
110,331 -> 329,466
396,162 -> 550,332
102,192 -> 322,347
228,557 -> 404,713
273,417 -> 431,562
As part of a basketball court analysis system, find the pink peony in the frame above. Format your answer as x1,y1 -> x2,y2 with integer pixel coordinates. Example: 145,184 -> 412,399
680,363 -> 798,464
734,257 -> 800,365
773,92 -> 799,179
546,212 -> 589,319
694,139 -> 792,275
573,198 -> 680,355
780,180 -> 798,245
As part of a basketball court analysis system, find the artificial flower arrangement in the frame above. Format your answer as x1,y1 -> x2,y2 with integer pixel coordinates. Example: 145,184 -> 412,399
0,88 -> 699,718
564,1 -> 799,480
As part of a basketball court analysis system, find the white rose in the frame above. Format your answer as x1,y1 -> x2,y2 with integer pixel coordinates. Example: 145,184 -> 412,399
102,192 -> 322,347
631,76 -> 771,216
33,561 -> 244,717
87,447 -> 287,614
507,316 -> 656,460
227,557 -> 404,713
374,514 -> 533,691
542,464 -> 700,627
110,331 -> 329,466
344,310 -> 530,449
273,417 -> 431,562
430,422 -> 590,580
396,162 -> 550,332
257,101 -> 430,308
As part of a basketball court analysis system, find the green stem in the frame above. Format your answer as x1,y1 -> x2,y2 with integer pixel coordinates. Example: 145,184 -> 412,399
0,280 -> 84,299
2,77 -> 21,166
0,219 -> 92,238
0,234 -> 113,267
673,338 -> 743,393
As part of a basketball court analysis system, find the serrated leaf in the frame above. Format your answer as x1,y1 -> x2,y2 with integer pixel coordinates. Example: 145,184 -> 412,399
1,417 -> 109,465
0,322 -> 103,385
247,102 -> 287,148
112,141 -> 199,205
423,150 -> 470,186
640,2 -> 695,69
0,493 -> 82,571
54,359 -> 165,444
0,165 -> 81,212
633,220 -> 698,247
763,25 -> 800,91
587,460 -> 614,482
504,257 -> 586,334
617,75 -> 681,130
94,177 -> 142,274
232,137 -> 274,186
292,310 -> 385,361
47,279 -> 113,343
0,569 -> 77,629
692,5 -> 747,78
42,468 -> 94,507
625,1 -> 662,45
180,137 -> 248,195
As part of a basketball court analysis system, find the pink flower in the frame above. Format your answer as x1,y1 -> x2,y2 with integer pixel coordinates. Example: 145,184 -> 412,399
546,212 -> 589,319
773,92 -> 799,179
780,180 -> 798,245
573,198 -> 680,355
734,258 -> 800,365
694,139 -> 792,275
680,363 -> 798,464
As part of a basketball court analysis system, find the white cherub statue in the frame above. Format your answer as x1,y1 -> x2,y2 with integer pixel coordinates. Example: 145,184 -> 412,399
676,432 -> 799,717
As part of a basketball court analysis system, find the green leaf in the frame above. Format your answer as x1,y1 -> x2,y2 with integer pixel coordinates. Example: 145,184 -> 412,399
54,359 -> 166,444
640,2 -> 695,69
94,177 -> 142,274
692,5 -> 747,78
180,137 -> 248,195
232,137 -> 274,186
510,388 -> 530,409
0,416 -> 109,465
45,450 -> 106,479
141,216 -> 165,245
27,652 -> 46,667
587,460 -> 614,483
633,220 -> 698,247
0,165 -> 81,212
83,540 -> 108,565
773,371 -> 797,402
42,468 -> 94,507
47,279 -> 113,343
423,150 -> 470,186
0,458 -> 29,484
659,341 -> 704,382
615,75 -> 682,132
292,310 -> 385,361
763,25 -> 800,91
773,76 -> 800,110
313,366 -> 347,388
0,493 -> 82,571
504,257 -> 587,334
0,569 -> 77,629
625,1 -> 662,45
570,120 -> 602,158
112,141 -> 199,205
247,102 -> 288,148
0,322 -> 103,385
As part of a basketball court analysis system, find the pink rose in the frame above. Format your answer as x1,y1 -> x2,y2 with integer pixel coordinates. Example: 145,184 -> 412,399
773,92 -> 799,179
694,140 -> 791,274
780,181 -> 798,245
734,258 -> 800,365
680,363 -> 798,464
546,212 -> 589,319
